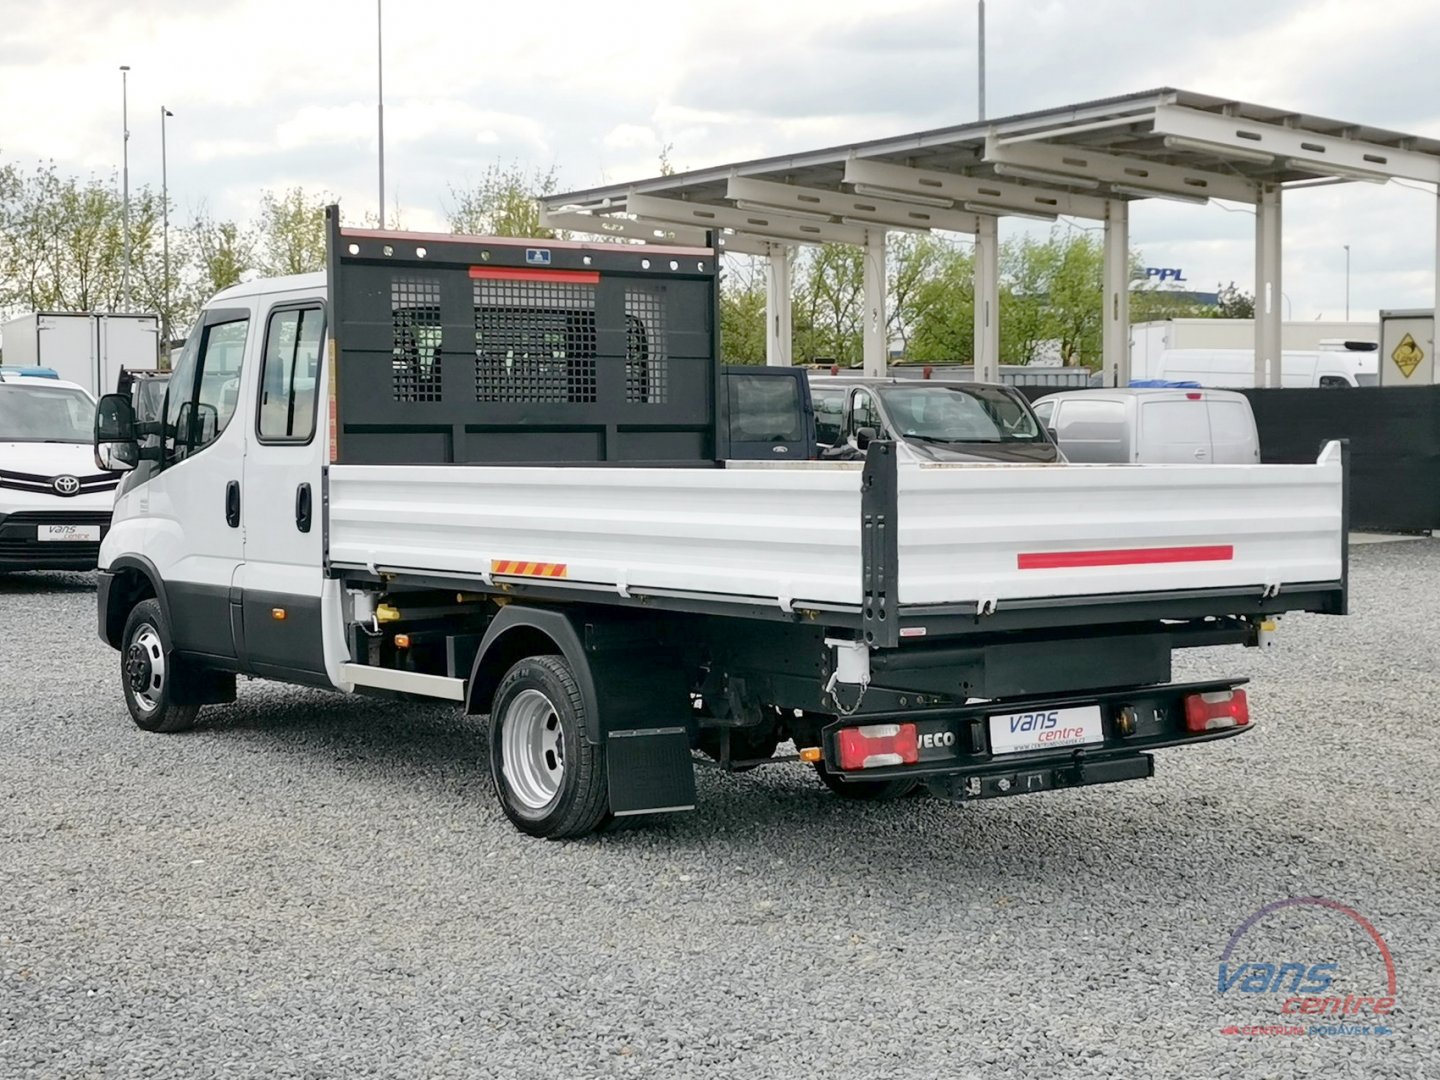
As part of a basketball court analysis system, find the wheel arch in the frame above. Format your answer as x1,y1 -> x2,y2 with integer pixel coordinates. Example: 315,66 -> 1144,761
101,555 -> 171,650
466,606 -> 604,744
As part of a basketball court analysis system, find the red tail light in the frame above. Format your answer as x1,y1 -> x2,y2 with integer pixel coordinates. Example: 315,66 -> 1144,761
1184,689 -> 1249,732
1186,392 -> 1203,400
836,723 -> 918,770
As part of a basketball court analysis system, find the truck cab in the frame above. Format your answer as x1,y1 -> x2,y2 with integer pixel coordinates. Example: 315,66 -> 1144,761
0,371 -> 119,572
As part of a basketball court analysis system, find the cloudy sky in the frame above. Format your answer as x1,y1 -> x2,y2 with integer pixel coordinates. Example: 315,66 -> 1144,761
2,0 -> 1438,320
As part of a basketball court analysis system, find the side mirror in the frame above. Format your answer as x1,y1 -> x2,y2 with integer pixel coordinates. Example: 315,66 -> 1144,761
1047,426 -> 1059,444
95,392 -> 139,472
855,426 -> 877,451
95,393 -> 137,442
175,400 -> 219,451
96,442 -> 138,472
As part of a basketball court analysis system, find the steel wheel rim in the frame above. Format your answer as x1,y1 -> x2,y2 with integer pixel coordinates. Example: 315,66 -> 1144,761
126,624 -> 166,713
501,688 -> 565,811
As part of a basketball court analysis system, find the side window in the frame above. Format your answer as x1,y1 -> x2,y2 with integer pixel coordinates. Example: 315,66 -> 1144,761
257,306 -> 324,442
166,317 -> 250,461
813,390 -> 844,445
848,390 -> 880,438
1032,400 -> 1056,425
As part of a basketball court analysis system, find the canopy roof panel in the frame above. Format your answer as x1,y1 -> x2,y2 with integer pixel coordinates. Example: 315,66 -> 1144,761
543,88 -> 1440,248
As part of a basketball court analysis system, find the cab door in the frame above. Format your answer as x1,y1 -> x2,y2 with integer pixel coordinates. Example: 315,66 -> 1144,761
235,301 -> 330,683
145,307 -> 254,663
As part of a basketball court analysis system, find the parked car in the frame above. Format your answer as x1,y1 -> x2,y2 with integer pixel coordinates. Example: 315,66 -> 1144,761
1031,387 -> 1260,464
808,376 -> 1062,463
0,372 -> 118,572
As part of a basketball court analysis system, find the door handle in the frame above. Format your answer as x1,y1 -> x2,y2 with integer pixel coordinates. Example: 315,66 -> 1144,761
295,482 -> 312,533
225,480 -> 240,528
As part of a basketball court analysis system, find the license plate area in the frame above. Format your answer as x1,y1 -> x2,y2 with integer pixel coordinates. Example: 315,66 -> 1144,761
989,704 -> 1104,756
38,525 -> 101,542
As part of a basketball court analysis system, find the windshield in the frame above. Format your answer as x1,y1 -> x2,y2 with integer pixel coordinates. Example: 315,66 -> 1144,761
0,384 -> 96,443
875,384 -> 1042,443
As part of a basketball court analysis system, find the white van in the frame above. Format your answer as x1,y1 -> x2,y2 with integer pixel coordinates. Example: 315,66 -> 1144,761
1156,345 -> 1378,388
0,371 -> 119,571
1031,388 -> 1260,465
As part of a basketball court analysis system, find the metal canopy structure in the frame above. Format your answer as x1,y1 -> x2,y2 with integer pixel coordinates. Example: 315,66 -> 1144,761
542,89 -> 1440,385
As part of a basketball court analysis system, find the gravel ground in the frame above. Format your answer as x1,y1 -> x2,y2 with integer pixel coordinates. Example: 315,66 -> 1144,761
2,544 -> 1437,1079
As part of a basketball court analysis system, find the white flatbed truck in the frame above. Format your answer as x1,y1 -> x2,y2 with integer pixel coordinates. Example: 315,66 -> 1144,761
93,211 -> 1349,838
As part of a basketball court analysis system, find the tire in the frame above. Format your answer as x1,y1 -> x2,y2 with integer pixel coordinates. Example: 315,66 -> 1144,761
120,598 -> 200,733
813,761 -> 918,801
489,654 -> 609,839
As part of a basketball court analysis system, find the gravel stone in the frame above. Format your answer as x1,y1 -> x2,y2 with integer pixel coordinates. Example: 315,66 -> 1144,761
1,544 -> 1437,1077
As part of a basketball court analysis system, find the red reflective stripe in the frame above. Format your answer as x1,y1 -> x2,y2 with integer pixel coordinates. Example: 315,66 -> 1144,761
1017,545 -> 1234,570
468,267 -> 600,283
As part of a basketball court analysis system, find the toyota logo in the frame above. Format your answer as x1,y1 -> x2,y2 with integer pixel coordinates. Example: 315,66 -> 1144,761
52,475 -> 81,496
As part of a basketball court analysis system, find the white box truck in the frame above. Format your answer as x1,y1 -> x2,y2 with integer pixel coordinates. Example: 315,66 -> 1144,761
1,312 -> 159,395
90,211 -> 1348,839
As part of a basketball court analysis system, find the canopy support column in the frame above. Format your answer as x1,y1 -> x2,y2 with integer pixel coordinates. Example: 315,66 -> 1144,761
863,230 -> 888,377
1102,198 -> 1131,387
973,214 -> 999,382
1255,182 -> 1283,388
765,244 -> 793,366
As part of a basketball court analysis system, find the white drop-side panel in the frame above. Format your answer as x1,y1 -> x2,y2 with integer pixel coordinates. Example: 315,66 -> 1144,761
328,464 -> 865,607
896,450 -> 1344,605
328,449 -> 1345,612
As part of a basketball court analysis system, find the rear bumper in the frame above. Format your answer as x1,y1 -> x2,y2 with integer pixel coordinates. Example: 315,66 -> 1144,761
821,678 -> 1250,800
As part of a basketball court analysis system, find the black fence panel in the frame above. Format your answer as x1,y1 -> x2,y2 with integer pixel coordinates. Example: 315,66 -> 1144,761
1240,386 -> 1440,532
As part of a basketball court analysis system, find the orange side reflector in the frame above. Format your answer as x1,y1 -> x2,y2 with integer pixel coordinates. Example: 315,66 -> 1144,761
491,560 -> 569,579
271,608 -> 287,621
798,747 -> 823,764
393,634 -> 411,649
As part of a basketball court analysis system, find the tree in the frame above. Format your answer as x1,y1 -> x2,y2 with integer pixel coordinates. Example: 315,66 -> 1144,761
255,187 -> 328,277
446,161 -> 564,238
1213,281 -> 1256,319
719,255 -> 767,364
905,242 -> 975,362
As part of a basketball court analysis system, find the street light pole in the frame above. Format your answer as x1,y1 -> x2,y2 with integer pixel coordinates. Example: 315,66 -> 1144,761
1344,244 -> 1351,321
377,0 -> 385,228
977,1 -> 986,121
120,65 -> 131,312
161,107 -> 174,352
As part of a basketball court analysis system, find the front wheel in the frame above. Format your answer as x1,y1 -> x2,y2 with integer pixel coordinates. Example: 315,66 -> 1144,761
120,599 -> 200,733
489,655 -> 609,839
813,761 -> 918,801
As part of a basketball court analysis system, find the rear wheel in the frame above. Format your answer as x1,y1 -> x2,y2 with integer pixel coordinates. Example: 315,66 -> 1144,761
813,761 -> 918,801
489,655 -> 609,839
120,599 -> 200,733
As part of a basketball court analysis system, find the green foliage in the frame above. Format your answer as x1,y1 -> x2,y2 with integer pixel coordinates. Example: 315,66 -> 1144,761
718,255 -> 767,364
905,243 -> 975,362
255,187 -> 329,277
1213,281 -> 1256,319
447,162 -> 562,238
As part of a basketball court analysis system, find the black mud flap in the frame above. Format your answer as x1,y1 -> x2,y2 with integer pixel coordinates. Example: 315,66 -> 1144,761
606,727 -> 696,817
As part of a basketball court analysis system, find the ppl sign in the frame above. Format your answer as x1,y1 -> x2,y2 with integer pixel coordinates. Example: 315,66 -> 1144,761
1145,267 -> 1188,283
